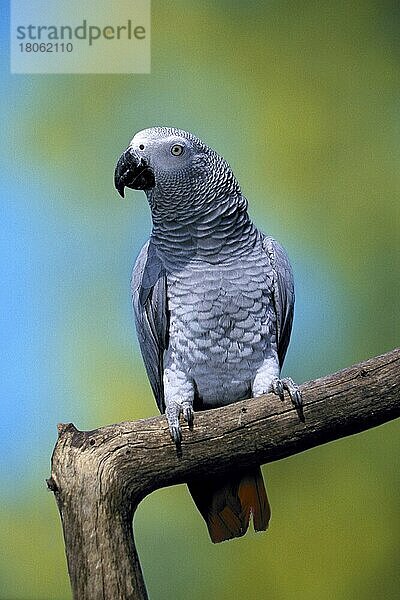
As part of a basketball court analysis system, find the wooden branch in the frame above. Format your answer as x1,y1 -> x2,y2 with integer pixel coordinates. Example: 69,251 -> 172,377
48,348 -> 400,600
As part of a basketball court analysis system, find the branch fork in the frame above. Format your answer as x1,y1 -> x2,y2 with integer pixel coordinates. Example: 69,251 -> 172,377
48,348 -> 400,600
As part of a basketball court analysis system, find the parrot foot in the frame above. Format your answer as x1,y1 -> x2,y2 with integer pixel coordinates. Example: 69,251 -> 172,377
165,401 -> 194,447
272,377 -> 304,422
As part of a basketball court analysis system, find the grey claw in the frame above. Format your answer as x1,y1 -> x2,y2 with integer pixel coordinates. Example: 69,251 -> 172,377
183,405 -> 194,430
170,425 -> 182,445
294,390 -> 302,408
288,388 -> 304,422
272,378 -> 284,402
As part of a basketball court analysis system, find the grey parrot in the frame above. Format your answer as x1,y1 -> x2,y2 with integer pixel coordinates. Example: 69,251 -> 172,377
114,127 -> 302,543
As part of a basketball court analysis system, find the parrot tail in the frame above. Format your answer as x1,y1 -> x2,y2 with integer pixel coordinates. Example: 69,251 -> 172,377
187,467 -> 270,543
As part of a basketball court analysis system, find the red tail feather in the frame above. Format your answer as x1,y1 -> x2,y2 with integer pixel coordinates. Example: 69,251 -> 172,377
188,467 -> 270,543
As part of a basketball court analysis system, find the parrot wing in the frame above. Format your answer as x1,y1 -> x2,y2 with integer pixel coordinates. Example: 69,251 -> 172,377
131,240 -> 169,412
262,235 -> 295,368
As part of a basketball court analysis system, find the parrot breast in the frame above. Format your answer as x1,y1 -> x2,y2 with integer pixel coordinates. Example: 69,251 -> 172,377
165,244 -> 277,406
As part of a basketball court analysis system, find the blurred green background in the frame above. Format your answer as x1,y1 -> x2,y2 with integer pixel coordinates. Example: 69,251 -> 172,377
1,1 -> 399,599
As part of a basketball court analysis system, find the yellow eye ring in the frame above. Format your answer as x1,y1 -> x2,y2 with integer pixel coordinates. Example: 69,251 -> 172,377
171,144 -> 184,156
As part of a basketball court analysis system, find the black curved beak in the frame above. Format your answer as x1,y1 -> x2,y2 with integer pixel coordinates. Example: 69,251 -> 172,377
114,148 -> 155,197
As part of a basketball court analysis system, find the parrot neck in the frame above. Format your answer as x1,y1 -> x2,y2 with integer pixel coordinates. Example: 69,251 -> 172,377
149,193 -> 258,264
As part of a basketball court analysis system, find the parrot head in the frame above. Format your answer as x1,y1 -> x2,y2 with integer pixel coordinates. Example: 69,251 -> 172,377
114,127 -> 240,216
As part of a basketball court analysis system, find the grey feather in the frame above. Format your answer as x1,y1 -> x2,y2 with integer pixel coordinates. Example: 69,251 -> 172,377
131,240 -> 169,412
262,236 -> 295,367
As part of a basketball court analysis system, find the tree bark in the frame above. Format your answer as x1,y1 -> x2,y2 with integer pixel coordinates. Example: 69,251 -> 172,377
48,348 -> 400,600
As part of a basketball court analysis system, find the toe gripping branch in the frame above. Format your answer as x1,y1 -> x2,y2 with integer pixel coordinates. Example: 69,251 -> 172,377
272,377 -> 304,422
166,377 -> 304,454
166,401 -> 194,452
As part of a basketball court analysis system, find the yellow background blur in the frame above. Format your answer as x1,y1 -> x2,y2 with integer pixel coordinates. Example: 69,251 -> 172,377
1,1 -> 399,599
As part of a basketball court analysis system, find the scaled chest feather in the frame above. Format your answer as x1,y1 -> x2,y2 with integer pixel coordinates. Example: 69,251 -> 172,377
165,253 -> 277,368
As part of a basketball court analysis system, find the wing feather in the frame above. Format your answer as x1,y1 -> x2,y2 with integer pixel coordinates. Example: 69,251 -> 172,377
262,235 -> 295,367
131,240 -> 168,412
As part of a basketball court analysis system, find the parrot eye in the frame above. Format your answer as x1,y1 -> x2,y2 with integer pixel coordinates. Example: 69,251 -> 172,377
139,144 -> 145,150
171,144 -> 184,156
